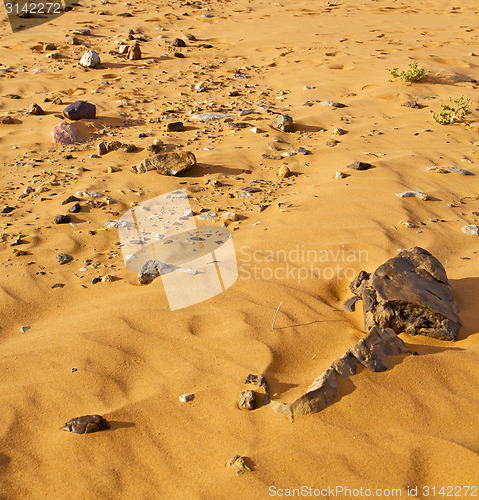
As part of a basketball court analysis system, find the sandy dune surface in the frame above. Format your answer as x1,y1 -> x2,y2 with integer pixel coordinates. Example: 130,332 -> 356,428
1,0 -> 479,498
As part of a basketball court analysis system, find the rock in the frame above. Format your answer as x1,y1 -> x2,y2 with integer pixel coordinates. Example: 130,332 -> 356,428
134,151 -> 196,176
56,253 -> 72,265
1,206 -> 14,214
70,203 -> 81,213
128,44 -> 141,60
54,214 -> 71,224
191,112 -> 234,122
73,28 -> 91,35
349,246 -> 461,341
226,455 -> 251,475
66,36 -> 80,45
244,374 -> 270,405
321,100 -> 346,108
462,225 -> 479,236
63,100 -> 96,120
332,128 -> 347,135
62,195 -> 81,205
118,44 -> 129,55
403,100 -> 420,108
91,277 -> 101,284
297,147 -> 310,155
62,414 -> 110,434
197,212 -> 217,221
272,114 -> 293,132
120,143 -> 136,153
101,274 -> 114,282
51,121 -> 78,145
75,191 -> 104,198
98,142 -> 108,155
79,50 -> 101,68
172,38 -> 186,47
342,296 -> 360,312
335,171 -> 346,179
445,166 -> 472,176
107,141 -> 122,151
222,212 -> 238,221
347,161 -> 372,171
325,138 -> 338,147
166,121 -> 184,132
278,165 -> 291,178
238,390 -> 256,410
271,326 -> 410,417
178,393 -> 194,403
138,259 -> 169,285
43,42 -> 56,50
27,103 -> 44,115
396,190 -> 429,201
0,116 -> 14,124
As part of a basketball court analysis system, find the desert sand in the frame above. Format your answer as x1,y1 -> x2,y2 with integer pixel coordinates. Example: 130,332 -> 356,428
1,0 -> 479,498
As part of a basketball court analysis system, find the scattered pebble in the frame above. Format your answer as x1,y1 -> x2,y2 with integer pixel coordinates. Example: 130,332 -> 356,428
462,225 -> 479,236
396,191 -> 429,201
179,393 -> 194,403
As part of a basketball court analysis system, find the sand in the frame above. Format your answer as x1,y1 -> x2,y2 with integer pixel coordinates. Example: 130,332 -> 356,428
1,0 -> 479,497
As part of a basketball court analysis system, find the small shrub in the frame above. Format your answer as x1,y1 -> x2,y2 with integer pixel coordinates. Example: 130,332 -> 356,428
430,95 -> 472,125
387,61 -> 428,83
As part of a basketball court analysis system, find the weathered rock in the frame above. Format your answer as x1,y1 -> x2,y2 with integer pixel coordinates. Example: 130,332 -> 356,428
222,212 -> 238,221
62,414 -> 110,434
226,455 -> 251,475
107,141 -> 122,151
120,143 -> 136,153
98,141 -> 108,155
178,393 -> 194,403
54,214 -> 71,224
56,253 -> 72,265
272,114 -> 293,132
244,374 -> 270,405
347,161 -> 372,171
51,121 -> 78,145
462,224 -> 479,236
278,165 -> 291,178
63,100 -> 96,120
238,390 -> 256,410
396,190 -> 429,201
70,203 -> 81,213
62,195 -> 80,205
350,247 -> 461,341
191,112 -> 234,122
0,116 -> 14,124
27,103 -> 44,115
138,259 -> 169,285
172,38 -> 186,47
133,151 -> 196,176
79,50 -> 101,68
128,44 -> 141,60
166,121 -> 184,132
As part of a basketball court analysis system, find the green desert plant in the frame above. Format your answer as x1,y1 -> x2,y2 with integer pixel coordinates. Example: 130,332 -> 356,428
430,95 -> 472,125
387,61 -> 428,83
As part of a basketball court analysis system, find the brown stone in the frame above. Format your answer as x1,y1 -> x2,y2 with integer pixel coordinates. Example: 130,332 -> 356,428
133,151 -> 196,176
62,414 -> 110,434
238,390 -> 256,410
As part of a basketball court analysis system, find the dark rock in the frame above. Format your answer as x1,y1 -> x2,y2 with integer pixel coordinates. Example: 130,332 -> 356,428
92,277 -> 101,284
244,373 -> 270,405
62,195 -> 80,205
347,161 -> 372,171
98,141 -> 108,155
70,203 -> 81,213
56,253 -> 72,265
403,100 -> 420,108
0,116 -> 14,124
1,206 -> 15,214
166,121 -> 184,132
186,34 -> 197,41
54,214 -> 71,224
272,114 -> 293,132
62,414 -> 110,434
107,140 -> 122,151
128,44 -> 141,60
27,103 -> 45,115
134,151 -> 196,176
120,143 -> 136,153
238,390 -> 256,410
229,122 -> 252,131
342,296 -> 360,312
350,247 -> 461,341
63,100 -> 96,120
172,38 -> 186,47
174,53 -> 184,58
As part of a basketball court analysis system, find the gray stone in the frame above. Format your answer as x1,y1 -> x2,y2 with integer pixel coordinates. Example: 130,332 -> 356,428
462,225 -> 479,236
79,50 -> 101,68
347,161 -> 372,171
272,114 -> 293,132
56,253 -> 72,264
27,103 -> 44,115
238,390 -> 256,410
54,214 -> 71,224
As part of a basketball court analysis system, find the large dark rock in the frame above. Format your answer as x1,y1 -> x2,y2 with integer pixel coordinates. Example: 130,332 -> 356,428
63,100 -> 96,120
350,247 -> 461,341
62,414 -> 110,434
